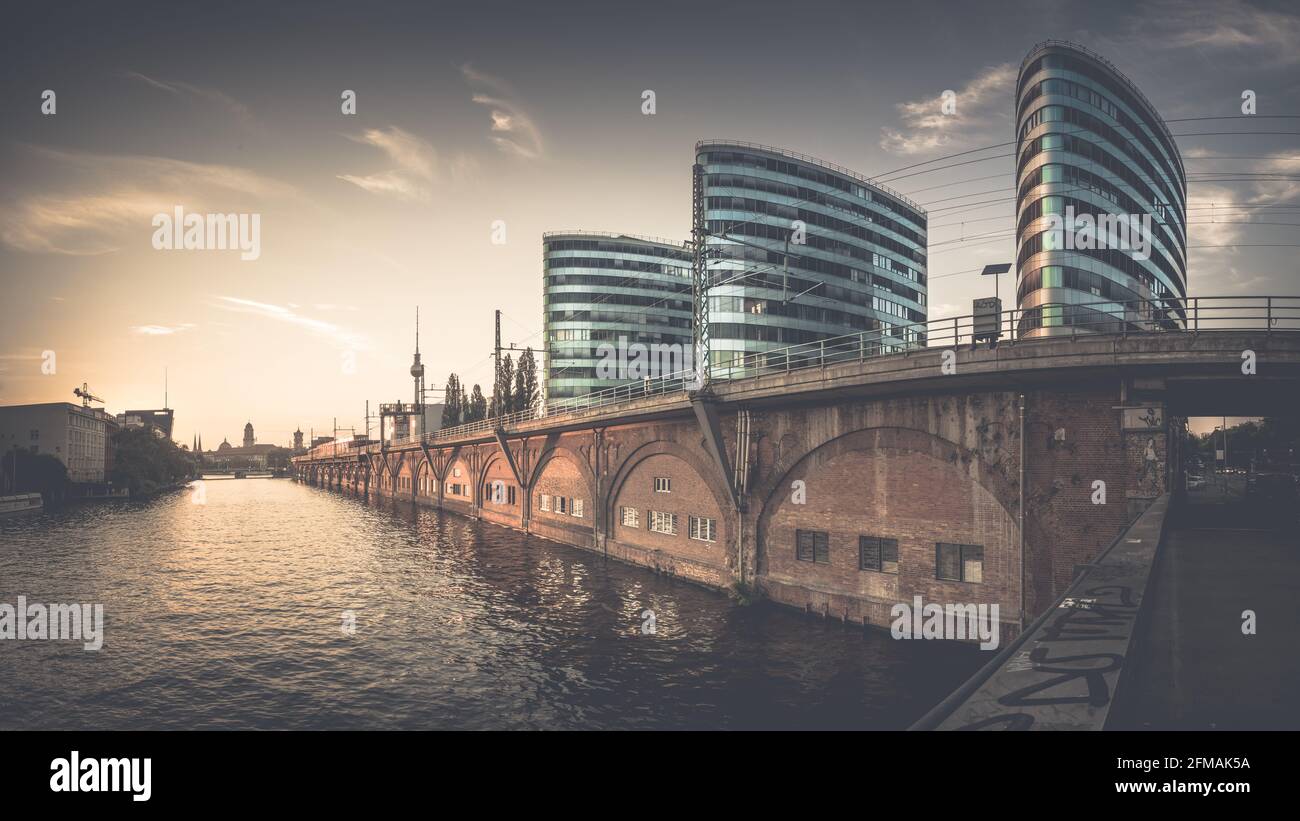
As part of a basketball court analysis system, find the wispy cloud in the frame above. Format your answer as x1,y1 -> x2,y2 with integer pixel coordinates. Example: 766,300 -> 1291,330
337,126 -> 438,202
212,296 -> 371,351
1151,0 -> 1300,62
123,70 -> 257,124
462,64 -> 543,160
880,63 -> 1016,156
131,323 -> 196,336
0,145 -> 294,256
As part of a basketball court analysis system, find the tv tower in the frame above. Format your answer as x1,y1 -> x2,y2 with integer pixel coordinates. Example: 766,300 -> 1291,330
410,306 -> 425,408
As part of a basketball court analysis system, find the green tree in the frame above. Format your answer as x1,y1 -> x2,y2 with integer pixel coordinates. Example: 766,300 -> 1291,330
467,384 -> 488,422
443,373 -> 463,426
109,427 -> 192,497
494,353 -> 515,415
514,347 -> 539,413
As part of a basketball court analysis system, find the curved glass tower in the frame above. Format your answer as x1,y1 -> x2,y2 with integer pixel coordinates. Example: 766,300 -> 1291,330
695,140 -> 927,374
543,231 -> 693,401
1015,41 -> 1187,337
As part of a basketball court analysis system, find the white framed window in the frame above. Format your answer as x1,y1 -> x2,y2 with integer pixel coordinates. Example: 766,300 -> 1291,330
540,493 -> 551,511
572,498 -> 584,518
688,516 -> 716,543
654,477 -> 672,493
557,496 -> 568,514
621,506 -> 639,528
649,510 -> 678,535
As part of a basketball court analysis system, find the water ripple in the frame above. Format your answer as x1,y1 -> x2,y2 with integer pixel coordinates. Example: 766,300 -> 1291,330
0,479 -> 980,729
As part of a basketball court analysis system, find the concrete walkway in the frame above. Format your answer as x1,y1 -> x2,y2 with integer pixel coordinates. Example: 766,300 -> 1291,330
921,496 -> 1169,731
1112,484 -> 1300,730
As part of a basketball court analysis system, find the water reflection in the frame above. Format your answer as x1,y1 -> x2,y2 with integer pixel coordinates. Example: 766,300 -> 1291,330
0,479 -> 980,729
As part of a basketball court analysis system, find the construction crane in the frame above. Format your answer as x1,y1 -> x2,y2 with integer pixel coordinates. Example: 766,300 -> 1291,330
73,382 -> 104,408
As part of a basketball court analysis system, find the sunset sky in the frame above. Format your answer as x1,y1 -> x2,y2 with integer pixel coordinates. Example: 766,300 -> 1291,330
2,0 -> 1297,447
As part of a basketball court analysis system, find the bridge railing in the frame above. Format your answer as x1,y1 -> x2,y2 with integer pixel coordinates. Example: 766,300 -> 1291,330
296,295 -> 1300,460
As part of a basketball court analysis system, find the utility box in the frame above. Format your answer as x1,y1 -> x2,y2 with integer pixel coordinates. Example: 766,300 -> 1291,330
973,297 -> 1002,341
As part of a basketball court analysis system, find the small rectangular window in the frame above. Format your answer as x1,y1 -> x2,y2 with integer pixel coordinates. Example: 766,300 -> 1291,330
689,516 -> 716,543
621,506 -> 639,528
649,511 -> 678,535
654,477 -> 672,493
557,496 -> 568,514
796,530 -> 830,564
540,494 -> 551,511
859,536 -> 899,573
572,498 -> 584,518
937,543 -> 983,583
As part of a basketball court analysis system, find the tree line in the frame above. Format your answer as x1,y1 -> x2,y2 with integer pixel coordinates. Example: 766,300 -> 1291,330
442,347 -> 539,427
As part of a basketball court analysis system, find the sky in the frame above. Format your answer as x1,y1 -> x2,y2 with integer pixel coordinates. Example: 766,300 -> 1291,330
1,0 -> 1297,448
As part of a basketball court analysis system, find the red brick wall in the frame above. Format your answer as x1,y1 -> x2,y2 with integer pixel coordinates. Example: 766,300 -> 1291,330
531,453 -> 593,546
762,443 -> 1017,629
480,457 -> 522,528
1023,385 -> 1132,612
608,452 -> 728,575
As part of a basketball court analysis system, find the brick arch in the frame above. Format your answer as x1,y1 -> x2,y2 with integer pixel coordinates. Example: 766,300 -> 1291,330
415,458 -> 436,498
528,444 -> 595,494
603,438 -> 732,541
443,454 -> 475,505
754,426 -> 1020,614
755,426 -> 1018,537
529,445 -> 596,529
395,453 -> 418,497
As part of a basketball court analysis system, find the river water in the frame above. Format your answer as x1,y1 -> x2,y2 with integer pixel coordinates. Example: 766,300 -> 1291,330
0,478 -> 981,730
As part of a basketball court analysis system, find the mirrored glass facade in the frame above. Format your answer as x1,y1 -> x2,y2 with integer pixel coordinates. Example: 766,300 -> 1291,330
543,232 -> 693,401
1015,41 -> 1187,337
695,141 -> 928,375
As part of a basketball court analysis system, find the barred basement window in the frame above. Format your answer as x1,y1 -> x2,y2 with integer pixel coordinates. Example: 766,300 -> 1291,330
621,506 -> 639,528
540,494 -> 551,511
936,543 -> 983,583
859,536 -> 899,573
649,510 -> 678,535
796,529 -> 829,564
654,477 -> 672,493
688,516 -> 716,543
572,498 -> 584,518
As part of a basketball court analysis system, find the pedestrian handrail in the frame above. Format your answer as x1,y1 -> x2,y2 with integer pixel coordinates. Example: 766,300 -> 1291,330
296,295 -> 1300,461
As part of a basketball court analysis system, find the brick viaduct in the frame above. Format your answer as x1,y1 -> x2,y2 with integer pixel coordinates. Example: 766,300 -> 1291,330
294,331 -> 1300,639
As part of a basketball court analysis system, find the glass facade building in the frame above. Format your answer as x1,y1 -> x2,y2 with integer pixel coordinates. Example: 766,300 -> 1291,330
543,231 -> 693,401
695,140 -> 927,375
1015,41 -> 1187,337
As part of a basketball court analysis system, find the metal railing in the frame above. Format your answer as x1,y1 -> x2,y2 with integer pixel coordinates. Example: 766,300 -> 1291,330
296,295 -> 1300,460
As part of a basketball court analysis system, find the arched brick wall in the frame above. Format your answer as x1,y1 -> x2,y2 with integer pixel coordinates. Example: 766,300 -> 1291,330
530,448 -> 594,545
755,426 -> 1020,628
603,439 -> 733,582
